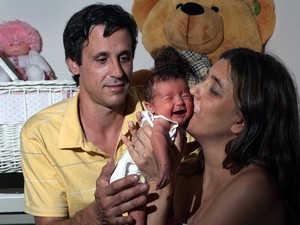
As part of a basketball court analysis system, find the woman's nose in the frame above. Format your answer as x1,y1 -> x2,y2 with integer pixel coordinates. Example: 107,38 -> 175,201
190,84 -> 200,98
190,85 -> 196,96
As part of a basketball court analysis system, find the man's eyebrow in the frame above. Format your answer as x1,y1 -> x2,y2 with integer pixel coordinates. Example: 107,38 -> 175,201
93,50 -> 132,59
93,51 -> 107,59
119,50 -> 133,57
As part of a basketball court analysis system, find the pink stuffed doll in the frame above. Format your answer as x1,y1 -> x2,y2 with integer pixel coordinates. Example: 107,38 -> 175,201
0,19 -> 55,81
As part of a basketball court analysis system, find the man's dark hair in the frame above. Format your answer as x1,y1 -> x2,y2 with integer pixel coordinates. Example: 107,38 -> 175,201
63,3 -> 138,69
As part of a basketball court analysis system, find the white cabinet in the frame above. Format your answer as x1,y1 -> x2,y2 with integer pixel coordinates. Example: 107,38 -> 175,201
0,191 -> 34,224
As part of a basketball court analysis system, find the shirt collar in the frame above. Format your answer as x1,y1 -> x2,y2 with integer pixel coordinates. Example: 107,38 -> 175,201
58,87 -> 145,153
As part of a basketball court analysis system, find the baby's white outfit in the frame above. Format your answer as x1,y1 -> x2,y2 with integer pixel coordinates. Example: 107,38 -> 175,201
110,110 -> 178,183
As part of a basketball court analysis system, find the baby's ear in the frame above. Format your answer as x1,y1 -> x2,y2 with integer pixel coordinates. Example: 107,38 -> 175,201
145,101 -> 155,114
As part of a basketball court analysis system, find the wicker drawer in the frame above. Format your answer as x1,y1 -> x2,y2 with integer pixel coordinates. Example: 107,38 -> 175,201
0,80 -> 78,173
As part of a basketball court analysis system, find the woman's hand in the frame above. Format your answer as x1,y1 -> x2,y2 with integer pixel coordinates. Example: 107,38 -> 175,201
121,113 -> 187,186
122,123 -> 159,185
121,112 -> 188,225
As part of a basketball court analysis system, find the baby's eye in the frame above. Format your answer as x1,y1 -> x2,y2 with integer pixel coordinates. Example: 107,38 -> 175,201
163,97 -> 173,102
182,93 -> 192,99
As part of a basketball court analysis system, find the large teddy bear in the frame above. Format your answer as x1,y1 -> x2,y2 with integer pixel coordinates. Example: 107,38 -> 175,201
131,0 -> 276,85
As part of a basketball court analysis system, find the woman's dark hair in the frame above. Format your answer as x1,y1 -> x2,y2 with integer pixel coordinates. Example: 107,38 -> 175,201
63,3 -> 138,66
222,48 -> 300,224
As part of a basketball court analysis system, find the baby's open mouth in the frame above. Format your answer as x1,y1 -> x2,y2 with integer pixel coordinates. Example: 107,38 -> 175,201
173,109 -> 186,115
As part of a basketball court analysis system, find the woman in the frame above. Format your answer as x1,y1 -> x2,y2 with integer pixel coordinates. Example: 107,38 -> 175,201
124,48 -> 300,225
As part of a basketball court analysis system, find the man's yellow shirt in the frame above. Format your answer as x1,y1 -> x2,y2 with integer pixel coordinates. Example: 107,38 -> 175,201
21,86 -> 145,217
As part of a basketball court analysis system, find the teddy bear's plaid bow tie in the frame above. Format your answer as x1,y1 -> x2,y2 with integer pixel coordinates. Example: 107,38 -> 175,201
155,45 -> 211,87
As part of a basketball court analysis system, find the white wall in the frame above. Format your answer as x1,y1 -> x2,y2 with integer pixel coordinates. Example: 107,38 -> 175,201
266,0 -> 300,89
0,0 -> 299,89
0,0 -> 154,81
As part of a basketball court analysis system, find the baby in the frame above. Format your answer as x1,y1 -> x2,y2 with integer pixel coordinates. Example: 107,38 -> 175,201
110,70 -> 195,225
110,69 -> 194,188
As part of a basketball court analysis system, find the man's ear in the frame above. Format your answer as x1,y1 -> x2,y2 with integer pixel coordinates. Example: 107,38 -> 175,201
145,101 -> 155,114
66,58 -> 80,75
231,117 -> 244,135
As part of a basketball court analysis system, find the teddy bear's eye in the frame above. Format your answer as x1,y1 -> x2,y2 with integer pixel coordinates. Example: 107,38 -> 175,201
211,6 -> 219,13
176,3 -> 183,9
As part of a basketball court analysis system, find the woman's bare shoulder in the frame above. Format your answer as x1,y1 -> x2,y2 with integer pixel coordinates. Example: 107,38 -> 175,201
208,165 -> 287,225
187,165 -> 288,225
221,165 -> 281,208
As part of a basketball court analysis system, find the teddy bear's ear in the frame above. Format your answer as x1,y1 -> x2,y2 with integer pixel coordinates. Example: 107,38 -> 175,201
243,0 -> 276,45
132,0 -> 160,31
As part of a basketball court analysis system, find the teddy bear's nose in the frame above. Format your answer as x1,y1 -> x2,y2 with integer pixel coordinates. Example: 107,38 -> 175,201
181,2 -> 204,15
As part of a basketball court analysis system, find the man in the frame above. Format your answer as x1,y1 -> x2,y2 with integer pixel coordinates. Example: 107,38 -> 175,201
21,4 -> 149,225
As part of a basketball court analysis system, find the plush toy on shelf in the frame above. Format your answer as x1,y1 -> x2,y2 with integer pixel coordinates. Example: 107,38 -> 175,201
0,19 -> 55,81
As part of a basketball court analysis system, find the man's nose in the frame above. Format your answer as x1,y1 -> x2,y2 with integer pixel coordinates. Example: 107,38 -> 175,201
110,60 -> 123,78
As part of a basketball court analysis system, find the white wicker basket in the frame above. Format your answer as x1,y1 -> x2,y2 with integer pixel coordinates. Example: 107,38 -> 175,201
0,80 -> 78,173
